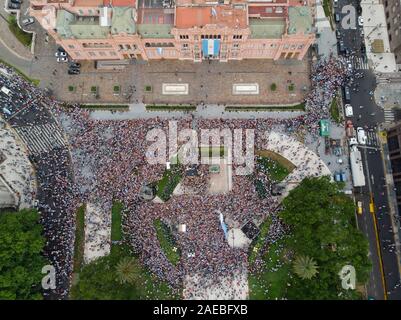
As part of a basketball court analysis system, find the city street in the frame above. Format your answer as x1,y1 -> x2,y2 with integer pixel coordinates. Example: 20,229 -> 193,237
336,0 -> 401,299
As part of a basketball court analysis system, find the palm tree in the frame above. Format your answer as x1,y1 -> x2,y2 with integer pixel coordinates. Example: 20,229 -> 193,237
115,257 -> 141,285
293,255 -> 319,280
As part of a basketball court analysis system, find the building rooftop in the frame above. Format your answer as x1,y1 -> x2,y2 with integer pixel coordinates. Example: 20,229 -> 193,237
175,5 -> 247,29
288,6 -> 313,35
249,18 -> 285,39
111,7 -> 136,34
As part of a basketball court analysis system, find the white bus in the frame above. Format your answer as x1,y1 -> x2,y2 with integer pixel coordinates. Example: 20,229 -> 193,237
349,145 -> 365,187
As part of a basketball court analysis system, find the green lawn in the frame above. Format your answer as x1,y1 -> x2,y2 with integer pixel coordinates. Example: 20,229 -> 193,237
8,15 -> 32,47
154,219 -> 180,266
111,202 -> 123,242
330,96 -> 341,123
248,241 -> 291,300
256,156 -> 291,182
80,104 -> 129,110
248,217 -> 272,265
156,164 -> 183,201
73,205 -> 85,273
225,103 -> 305,112
71,245 -> 180,300
0,59 -> 40,86
146,105 -> 196,111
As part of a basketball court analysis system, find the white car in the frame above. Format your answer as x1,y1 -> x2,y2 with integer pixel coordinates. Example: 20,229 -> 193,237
357,127 -> 367,145
345,104 -> 354,117
333,0 -> 338,7
22,17 -> 34,26
55,51 -> 67,57
358,16 -> 364,27
349,137 -> 358,146
57,57 -> 68,62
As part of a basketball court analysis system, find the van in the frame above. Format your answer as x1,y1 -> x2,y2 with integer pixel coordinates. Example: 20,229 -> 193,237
345,104 -> 353,117
335,13 -> 341,23
343,86 -> 351,103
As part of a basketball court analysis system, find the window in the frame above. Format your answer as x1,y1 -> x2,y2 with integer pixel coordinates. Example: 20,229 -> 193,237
125,44 -> 131,50
109,51 -> 117,56
68,45 -> 75,49
388,135 -> 400,151
179,35 -> 189,39
88,51 -> 96,56
233,35 -> 242,40
74,51 -> 80,56
391,157 -> 401,173
182,43 -> 189,49
99,51 -> 106,56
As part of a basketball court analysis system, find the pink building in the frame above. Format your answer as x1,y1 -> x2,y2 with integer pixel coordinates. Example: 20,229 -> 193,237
30,0 -> 316,62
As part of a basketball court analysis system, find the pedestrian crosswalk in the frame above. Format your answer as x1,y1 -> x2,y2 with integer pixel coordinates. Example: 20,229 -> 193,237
366,130 -> 379,147
384,109 -> 395,123
349,56 -> 369,70
14,123 -> 67,156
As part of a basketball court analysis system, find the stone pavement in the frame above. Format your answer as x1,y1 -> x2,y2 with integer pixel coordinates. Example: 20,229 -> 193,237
83,202 -> 111,264
0,119 -> 36,209
183,270 -> 249,300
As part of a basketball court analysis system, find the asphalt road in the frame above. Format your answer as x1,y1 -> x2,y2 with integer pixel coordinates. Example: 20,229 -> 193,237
335,0 -> 401,299
0,72 -> 74,299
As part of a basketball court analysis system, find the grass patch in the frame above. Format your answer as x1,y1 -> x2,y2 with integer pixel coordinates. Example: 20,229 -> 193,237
0,59 -> 40,86
323,0 -> 334,29
199,146 -> 227,158
68,85 -> 76,92
248,217 -> 272,265
156,163 -> 183,201
270,83 -> 277,91
8,15 -> 32,47
146,105 -> 196,111
71,244 -> 180,300
73,204 -> 85,273
111,202 -> 123,242
288,83 -> 295,92
330,96 -> 341,123
256,156 -> 291,182
225,103 -> 305,112
113,85 -> 120,93
154,219 -> 181,266
145,85 -> 152,92
248,241 -> 291,300
256,150 -> 296,173
79,104 -> 129,111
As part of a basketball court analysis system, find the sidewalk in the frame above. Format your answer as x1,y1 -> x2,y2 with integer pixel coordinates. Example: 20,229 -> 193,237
378,129 -> 401,283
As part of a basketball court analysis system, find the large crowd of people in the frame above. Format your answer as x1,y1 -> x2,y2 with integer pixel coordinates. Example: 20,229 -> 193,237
0,55 -> 350,298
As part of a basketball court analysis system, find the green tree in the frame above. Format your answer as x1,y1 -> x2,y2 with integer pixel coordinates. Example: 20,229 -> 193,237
279,177 -> 371,299
293,255 -> 319,280
115,257 -> 141,285
0,209 -> 47,300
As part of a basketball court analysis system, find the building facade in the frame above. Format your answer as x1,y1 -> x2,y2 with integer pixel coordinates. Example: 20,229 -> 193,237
30,0 -> 316,62
383,0 -> 401,63
387,122 -> 401,213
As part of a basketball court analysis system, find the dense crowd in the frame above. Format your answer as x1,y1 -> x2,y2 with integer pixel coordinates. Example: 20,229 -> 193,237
0,55 -> 349,298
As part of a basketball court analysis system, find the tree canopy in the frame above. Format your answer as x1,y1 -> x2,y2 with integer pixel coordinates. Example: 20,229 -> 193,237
0,209 -> 47,300
279,177 -> 372,299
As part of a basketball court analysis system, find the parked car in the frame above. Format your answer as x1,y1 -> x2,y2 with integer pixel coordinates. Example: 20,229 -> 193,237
10,0 -> 22,4
55,51 -> 67,57
343,86 -> 351,103
335,13 -> 341,23
358,16 -> 364,27
357,4 -> 362,14
8,2 -> 20,9
68,69 -> 80,75
357,201 -> 363,215
338,40 -> 346,53
345,104 -> 354,117
336,30 -> 341,39
357,127 -> 367,145
360,28 -> 364,37
57,57 -> 68,62
22,17 -> 34,26
361,44 -> 366,54
69,62 -> 81,68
